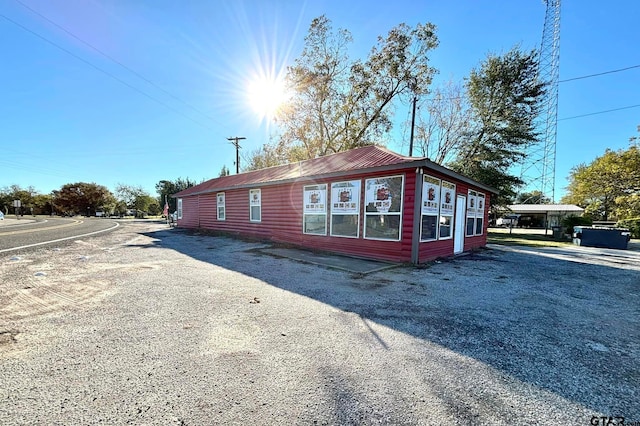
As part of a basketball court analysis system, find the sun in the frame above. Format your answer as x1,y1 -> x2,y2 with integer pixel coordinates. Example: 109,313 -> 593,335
246,74 -> 289,121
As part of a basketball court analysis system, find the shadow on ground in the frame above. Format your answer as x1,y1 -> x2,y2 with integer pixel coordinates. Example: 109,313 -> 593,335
141,228 -> 639,417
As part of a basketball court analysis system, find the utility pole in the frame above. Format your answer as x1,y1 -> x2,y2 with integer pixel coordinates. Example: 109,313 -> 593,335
227,136 -> 246,174
409,95 -> 417,157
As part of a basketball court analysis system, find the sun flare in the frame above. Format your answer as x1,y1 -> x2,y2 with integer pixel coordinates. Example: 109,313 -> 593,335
246,75 -> 288,121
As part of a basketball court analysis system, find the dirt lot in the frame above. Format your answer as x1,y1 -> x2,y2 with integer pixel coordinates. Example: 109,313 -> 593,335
1,221 -> 638,425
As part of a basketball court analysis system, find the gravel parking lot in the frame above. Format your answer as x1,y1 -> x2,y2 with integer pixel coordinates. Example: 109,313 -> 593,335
1,221 -> 638,425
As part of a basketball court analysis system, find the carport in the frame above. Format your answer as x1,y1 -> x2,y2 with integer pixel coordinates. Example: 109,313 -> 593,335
501,204 -> 584,229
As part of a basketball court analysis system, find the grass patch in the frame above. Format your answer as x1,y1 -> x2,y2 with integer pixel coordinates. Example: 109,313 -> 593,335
487,231 -> 573,248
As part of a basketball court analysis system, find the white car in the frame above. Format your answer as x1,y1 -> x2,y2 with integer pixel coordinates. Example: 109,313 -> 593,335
0,211 -> 4,220
496,215 -> 518,227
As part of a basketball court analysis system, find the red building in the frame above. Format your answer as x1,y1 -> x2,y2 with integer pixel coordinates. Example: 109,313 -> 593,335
173,146 -> 496,264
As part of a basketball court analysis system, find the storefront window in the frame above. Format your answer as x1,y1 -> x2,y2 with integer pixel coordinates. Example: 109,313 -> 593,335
421,215 -> 438,240
439,181 -> 455,239
475,192 -> 485,235
439,216 -> 452,239
364,176 -> 403,241
303,184 -> 327,235
466,190 -> 477,236
330,180 -> 360,238
420,175 -> 441,241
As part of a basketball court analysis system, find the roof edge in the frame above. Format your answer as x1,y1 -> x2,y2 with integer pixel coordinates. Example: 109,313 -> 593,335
173,157 -> 498,198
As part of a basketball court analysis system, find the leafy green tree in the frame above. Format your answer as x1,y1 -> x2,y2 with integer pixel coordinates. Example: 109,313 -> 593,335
244,143 -> 291,171
561,215 -> 593,235
449,47 -> 545,207
515,190 -> 551,204
53,183 -> 115,216
0,185 -> 39,215
115,200 -> 128,217
561,145 -> 640,220
218,165 -> 230,177
134,194 -> 159,217
0,190 -> 10,214
248,15 -> 438,168
155,178 -> 197,213
32,193 -> 54,215
116,184 -> 160,218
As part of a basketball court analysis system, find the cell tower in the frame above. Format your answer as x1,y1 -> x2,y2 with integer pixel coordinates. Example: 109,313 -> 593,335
522,0 -> 561,202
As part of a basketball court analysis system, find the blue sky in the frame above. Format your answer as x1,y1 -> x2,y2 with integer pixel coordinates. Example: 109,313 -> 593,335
1,0 -> 638,201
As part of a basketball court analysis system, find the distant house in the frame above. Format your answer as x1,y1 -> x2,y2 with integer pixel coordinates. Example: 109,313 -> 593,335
173,146 -> 497,264
500,204 -> 585,228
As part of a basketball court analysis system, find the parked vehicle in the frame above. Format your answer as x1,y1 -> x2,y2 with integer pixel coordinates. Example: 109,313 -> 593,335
496,215 -> 519,227
0,211 -> 4,220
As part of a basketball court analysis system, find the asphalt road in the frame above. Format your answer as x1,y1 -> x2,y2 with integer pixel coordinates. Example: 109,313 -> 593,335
0,217 -> 119,253
1,222 -> 638,425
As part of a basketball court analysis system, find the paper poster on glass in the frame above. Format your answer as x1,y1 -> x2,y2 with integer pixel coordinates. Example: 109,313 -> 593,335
331,181 -> 360,214
440,181 -> 455,216
422,175 -> 441,215
250,189 -> 261,206
217,193 -> 225,207
467,190 -> 477,217
476,192 -> 485,217
304,184 -> 327,214
365,176 -> 402,214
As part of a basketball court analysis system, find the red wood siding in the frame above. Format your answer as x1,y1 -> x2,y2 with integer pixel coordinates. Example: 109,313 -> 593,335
177,197 -> 199,228
196,194 -> 215,229
417,176 -> 489,262
177,167 -> 489,263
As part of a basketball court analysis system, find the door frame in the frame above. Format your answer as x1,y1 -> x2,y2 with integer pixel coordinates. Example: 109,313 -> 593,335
454,195 -> 466,254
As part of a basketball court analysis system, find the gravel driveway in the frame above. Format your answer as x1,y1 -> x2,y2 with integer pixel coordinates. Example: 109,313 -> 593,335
1,221 -> 638,425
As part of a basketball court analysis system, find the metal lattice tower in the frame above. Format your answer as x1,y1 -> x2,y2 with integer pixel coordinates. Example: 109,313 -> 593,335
522,0 -> 561,202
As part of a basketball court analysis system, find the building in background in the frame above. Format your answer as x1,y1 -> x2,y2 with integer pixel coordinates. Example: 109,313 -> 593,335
498,204 -> 585,228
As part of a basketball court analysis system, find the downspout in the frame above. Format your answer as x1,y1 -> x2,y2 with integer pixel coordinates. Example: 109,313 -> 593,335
411,167 -> 423,265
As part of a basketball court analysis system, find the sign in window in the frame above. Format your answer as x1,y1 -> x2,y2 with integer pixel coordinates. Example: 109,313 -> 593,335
217,192 -> 225,220
303,184 -> 327,235
364,175 -> 404,241
249,189 -> 261,222
330,180 -> 361,238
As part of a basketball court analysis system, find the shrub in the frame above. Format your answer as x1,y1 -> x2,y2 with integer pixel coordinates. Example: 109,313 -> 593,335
616,218 -> 640,239
561,215 -> 592,235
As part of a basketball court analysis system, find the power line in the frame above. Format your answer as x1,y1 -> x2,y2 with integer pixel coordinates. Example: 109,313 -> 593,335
12,0 -> 222,127
559,104 -> 640,121
559,64 -> 640,83
0,13 -> 216,131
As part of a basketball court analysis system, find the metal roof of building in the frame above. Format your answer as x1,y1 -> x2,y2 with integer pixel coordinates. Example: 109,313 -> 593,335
506,204 -> 585,214
174,145 -> 497,197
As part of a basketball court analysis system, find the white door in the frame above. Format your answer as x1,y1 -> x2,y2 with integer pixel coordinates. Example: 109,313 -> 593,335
454,195 -> 466,254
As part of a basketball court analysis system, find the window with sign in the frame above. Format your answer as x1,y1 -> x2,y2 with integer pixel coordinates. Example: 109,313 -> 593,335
420,175 -> 441,241
439,181 -> 456,239
177,198 -> 183,220
330,180 -> 360,238
217,192 -> 225,221
466,190 -> 477,236
364,176 -> 404,241
249,189 -> 261,222
303,184 -> 327,235
475,192 -> 485,235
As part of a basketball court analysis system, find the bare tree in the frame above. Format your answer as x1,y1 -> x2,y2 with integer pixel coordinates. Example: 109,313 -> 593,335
410,80 -> 470,164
